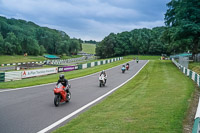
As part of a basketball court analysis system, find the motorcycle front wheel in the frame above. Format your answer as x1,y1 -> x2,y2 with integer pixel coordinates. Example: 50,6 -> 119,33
66,91 -> 71,102
99,81 -> 102,87
54,95 -> 60,107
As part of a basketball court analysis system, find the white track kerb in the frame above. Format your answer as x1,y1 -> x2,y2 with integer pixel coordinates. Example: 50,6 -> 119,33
37,60 -> 149,133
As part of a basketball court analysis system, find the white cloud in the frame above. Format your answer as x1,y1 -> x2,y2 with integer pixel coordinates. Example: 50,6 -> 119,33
0,0 -> 169,41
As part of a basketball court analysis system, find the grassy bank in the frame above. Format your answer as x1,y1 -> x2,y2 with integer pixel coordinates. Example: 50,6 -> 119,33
0,55 -> 46,64
53,60 -> 195,133
124,55 -> 160,60
0,59 -> 131,89
81,43 -> 96,54
189,62 -> 200,74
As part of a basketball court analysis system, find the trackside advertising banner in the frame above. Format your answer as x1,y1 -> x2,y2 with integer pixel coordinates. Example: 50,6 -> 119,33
58,66 -> 78,72
22,68 -> 58,78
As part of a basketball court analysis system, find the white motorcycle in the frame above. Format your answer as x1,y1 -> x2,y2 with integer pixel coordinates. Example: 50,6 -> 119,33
99,75 -> 107,87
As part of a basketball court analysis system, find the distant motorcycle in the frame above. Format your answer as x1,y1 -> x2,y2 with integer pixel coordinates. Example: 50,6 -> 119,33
126,64 -> 129,70
121,66 -> 126,73
53,83 -> 71,107
99,75 -> 106,87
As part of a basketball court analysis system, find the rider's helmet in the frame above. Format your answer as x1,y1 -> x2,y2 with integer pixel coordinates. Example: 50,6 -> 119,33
59,74 -> 64,80
102,70 -> 105,73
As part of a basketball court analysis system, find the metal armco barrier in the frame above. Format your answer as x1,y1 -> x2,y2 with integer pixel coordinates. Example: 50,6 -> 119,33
76,57 -> 123,70
0,73 -> 5,82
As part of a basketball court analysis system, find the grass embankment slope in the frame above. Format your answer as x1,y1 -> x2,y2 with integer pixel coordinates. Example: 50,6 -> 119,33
81,43 -> 96,54
0,55 -> 46,64
54,60 -> 196,133
189,62 -> 200,74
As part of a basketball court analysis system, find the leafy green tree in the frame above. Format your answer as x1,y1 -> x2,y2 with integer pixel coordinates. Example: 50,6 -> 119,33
69,39 -> 81,55
39,45 -> 46,55
165,0 -> 200,57
0,33 -> 4,54
0,16 -> 82,56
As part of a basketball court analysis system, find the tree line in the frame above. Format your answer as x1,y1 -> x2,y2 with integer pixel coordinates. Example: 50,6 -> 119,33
0,16 -> 82,56
96,0 -> 200,58
96,27 -> 169,58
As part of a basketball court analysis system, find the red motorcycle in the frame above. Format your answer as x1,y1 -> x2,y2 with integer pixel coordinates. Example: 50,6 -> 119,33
126,64 -> 129,70
53,83 -> 71,107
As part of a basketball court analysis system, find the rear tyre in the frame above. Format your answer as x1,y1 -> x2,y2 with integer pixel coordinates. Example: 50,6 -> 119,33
54,95 -> 60,107
100,82 -> 102,87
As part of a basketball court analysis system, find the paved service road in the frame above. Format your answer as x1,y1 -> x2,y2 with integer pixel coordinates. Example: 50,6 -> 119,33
0,60 -> 148,133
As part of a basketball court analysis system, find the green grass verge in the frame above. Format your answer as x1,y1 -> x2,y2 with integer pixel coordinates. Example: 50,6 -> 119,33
124,55 -> 161,60
189,62 -> 200,74
81,43 -> 96,54
0,59 -> 131,89
53,60 -> 195,133
0,55 -> 46,64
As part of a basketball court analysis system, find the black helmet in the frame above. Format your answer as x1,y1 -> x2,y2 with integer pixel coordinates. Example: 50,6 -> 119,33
59,74 -> 64,80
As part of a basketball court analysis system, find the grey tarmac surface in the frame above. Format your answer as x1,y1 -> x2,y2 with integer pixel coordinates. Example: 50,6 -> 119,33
0,60 -> 148,133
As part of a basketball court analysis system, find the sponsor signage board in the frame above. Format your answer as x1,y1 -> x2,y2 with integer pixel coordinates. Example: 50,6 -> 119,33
58,66 -> 77,72
22,68 -> 58,78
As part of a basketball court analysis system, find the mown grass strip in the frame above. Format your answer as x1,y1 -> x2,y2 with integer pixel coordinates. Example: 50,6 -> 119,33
53,60 -> 195,133
124,55 -> 160,60
0,55 -> 46,64
81,43 -> 96,54
0,59 -> 131,89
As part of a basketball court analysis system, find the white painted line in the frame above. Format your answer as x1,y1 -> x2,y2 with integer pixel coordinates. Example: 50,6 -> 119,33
0,60 -> 130,93
37,60 -> 149,133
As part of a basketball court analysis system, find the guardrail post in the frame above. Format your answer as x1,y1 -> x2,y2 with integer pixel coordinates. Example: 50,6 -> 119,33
87,63 -> 91,68
0,72 -> 5,82
95,62 -> 98,66
195,73 -> 198,83
192,118 -> 200,133
78,64 -> 82,70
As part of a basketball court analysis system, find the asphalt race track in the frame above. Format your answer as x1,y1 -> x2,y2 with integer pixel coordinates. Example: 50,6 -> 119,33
0,60 -> 148,133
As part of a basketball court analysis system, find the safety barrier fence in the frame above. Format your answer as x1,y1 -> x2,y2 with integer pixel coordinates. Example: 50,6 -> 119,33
77,57 -> 123,70
172,58 -> 200,133
0,57 -> 123,82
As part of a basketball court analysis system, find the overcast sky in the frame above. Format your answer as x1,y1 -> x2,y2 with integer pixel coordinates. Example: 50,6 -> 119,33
0,0 -> 170,41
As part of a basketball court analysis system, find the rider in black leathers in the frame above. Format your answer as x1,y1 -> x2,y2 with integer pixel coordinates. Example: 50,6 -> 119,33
56,74 -> 69,92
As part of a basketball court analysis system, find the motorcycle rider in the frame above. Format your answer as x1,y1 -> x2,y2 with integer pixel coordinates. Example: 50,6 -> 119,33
56,74 -> 69,92
122,65 -> 126,69
126,63 -> 129,70
100,70 -> 107,83
126,63 -> 129,67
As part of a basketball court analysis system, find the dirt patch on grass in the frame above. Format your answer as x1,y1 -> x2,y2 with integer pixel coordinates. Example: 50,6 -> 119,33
183,84 -> 200,133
